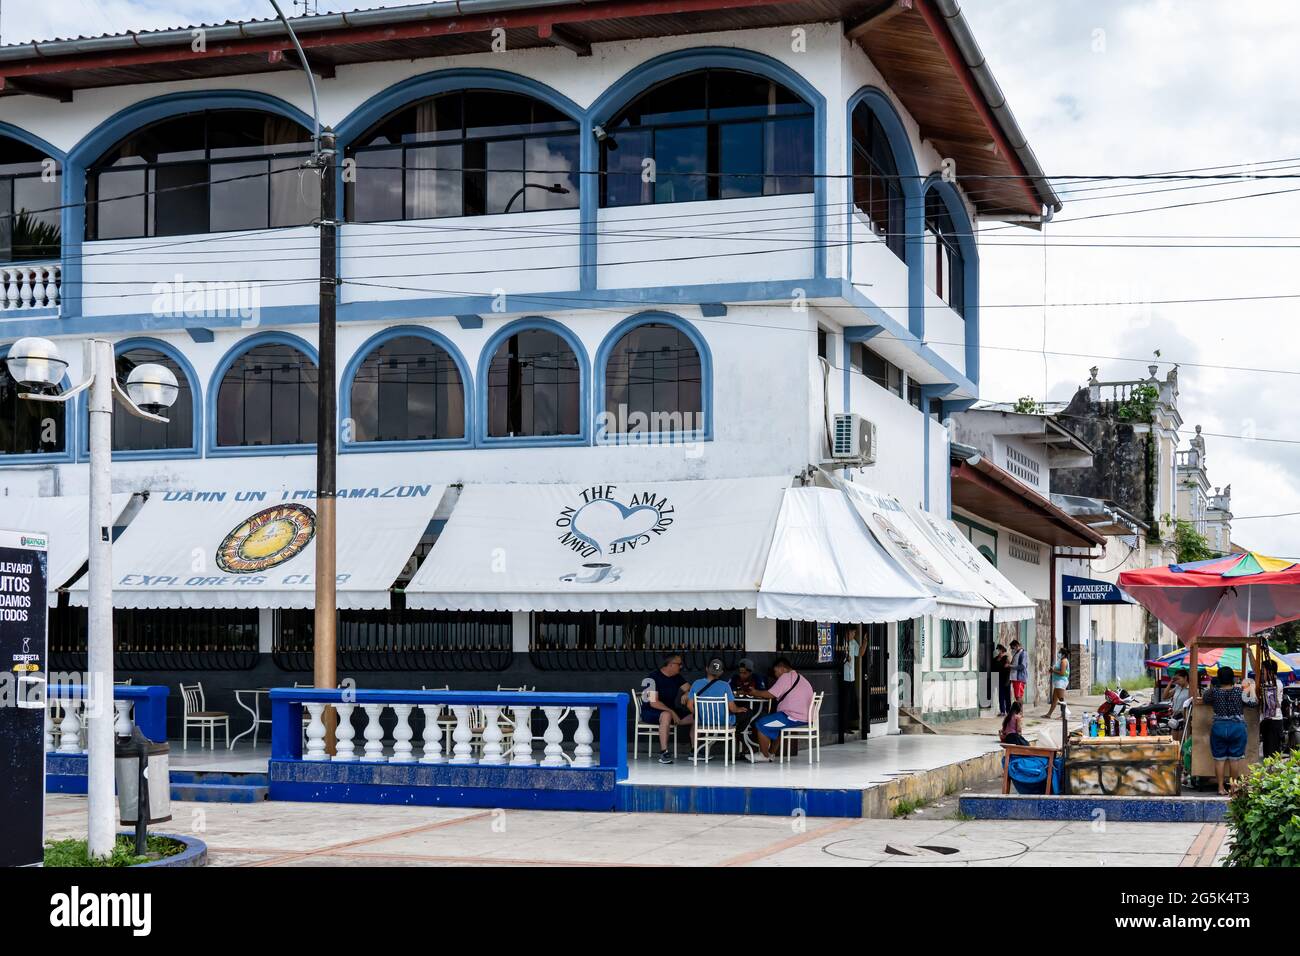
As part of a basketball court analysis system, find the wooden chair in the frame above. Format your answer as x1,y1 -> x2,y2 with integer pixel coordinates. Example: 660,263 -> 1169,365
1000,743 -> 1059,795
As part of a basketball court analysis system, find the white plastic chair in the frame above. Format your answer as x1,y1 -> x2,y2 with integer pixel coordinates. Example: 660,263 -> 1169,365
631,686 -> 674,760
691,696 -> 734,765
779,691 -> 825,764
180,682 -> 229,751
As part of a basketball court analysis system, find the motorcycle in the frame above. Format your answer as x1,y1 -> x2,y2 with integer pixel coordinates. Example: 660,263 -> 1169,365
1097,686 -> 1173,735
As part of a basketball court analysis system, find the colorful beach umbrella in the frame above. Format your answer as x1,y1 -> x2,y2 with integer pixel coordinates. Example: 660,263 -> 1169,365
1145,644 -> 1297,683
1118,551 -> 1300,641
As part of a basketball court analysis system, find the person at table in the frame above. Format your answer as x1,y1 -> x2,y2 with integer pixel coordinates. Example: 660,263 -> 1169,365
730,658 -> 767,697
1166,667 -> 1193,740
999,701 -> 1029,746
641,653 -> 693,765
742,657 -> 814,764
1201,665 -> 1257,795
686,658 -> 749,735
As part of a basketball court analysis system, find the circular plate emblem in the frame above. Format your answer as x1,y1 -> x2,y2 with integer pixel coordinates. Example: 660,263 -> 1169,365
872,512 -> 943,585
217,504 -> 317,574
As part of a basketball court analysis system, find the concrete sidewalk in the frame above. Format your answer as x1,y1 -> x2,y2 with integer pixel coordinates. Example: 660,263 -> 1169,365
44,794 -> 1226,867
940,694 -> 1108,742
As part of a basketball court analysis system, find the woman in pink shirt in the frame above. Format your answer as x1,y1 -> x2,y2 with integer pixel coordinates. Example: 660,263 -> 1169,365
744,657 -> 815,763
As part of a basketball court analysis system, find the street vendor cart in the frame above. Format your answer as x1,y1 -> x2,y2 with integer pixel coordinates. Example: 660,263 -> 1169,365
1119,551 -> 1300,783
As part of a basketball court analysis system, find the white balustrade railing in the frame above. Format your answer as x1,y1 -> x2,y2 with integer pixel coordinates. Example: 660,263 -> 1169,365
276,689 -> 627,772
44,685 -> 169,754
1,261 -> 60,311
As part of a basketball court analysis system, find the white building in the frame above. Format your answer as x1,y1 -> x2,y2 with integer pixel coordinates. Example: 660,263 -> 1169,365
0,1 -> 1057,737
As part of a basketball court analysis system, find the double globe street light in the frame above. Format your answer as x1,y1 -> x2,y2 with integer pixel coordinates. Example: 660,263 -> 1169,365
5,335 -> 177,860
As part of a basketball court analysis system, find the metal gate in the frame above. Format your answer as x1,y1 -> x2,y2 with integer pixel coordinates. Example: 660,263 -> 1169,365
897,619 -> 915,707
866,622 -> 889,722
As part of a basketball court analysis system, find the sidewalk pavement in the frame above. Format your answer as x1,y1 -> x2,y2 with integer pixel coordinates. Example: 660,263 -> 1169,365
940,693 -> 1108,743
43,794 -> 1225,867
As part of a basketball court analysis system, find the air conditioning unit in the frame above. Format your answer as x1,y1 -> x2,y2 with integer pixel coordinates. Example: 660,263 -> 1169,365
831,412 -> 877,464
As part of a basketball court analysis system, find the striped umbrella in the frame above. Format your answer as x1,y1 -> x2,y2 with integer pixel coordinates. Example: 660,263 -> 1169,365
1145,644 -> 1297,683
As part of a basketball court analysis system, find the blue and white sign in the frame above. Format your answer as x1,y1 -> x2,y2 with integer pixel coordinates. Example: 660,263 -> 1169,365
816,623 -> 834,664
1062,575 -> 1133,604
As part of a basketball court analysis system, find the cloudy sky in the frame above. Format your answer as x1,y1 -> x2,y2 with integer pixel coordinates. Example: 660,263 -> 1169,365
4,1 -> 1298,552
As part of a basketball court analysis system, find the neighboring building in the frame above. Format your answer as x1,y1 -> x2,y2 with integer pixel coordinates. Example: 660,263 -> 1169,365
948,409 -> 1104,708
0,2 -> 1058,737
1205,486 -> 1234,557
1175,424 -> 1234,556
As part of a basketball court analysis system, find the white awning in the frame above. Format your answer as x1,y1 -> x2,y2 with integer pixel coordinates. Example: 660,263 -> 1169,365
839,481 -> 995,623
907,507 -> 1038,623
757,487 -> 936,624
0,494 -> 133,606
406,477 -> 789,612
69,482 -> 443,610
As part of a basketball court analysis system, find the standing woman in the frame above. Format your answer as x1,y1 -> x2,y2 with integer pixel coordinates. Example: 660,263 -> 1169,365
993,644 -> 1012,717
1201,665 -> 1257,795
1043,649 -> 1070,719
1258,657 -> 1286,759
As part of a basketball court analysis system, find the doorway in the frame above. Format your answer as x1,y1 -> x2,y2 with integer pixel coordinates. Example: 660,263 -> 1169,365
897,619 -> 916,707
866,622 -> 889,723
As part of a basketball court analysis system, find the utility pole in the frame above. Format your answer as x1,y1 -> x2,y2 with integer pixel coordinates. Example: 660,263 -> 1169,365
314,128 -> 338,745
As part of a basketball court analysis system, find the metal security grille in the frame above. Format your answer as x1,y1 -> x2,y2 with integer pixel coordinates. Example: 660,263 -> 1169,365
1004,445 -> 1041,486
775,619 -> 845,670
273,609 -> 512,672
48,606 -> 259,671
530,610 -> 743,672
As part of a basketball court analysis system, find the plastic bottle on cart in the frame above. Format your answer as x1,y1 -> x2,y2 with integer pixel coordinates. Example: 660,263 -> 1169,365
1097,714 -> 1106,737
1118,714 -> 1127,736
1088,714 -> 1097,737
1137,714 -> 1147,736
1127,715 -> 1137,737
1149,714 -> 1158,736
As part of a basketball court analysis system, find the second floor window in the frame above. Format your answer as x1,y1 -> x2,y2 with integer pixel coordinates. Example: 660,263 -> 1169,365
851,102 -> 905,261
486,328 -> 580,438
1,355 -> 64,456
346,90 -> 580,222
216,342 -> 318,448
604,322 -> 702,436
924,190 -> 966,316
349,335 -> 466,443
87,110 -> 317,240
601,69 -> 814,207
113,347 -> 193,452
0,138 -> 60,262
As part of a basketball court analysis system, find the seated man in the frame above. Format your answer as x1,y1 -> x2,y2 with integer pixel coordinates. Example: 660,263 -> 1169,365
687,658 -> 751,746
743,657 -> 814,763
641,653 -> 693,765
729,658 -> 767,697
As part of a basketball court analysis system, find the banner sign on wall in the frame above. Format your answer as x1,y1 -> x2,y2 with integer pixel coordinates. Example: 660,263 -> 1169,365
0,528 -> 49,868
816,623 -> 834,664
1062,575 -> 1134,605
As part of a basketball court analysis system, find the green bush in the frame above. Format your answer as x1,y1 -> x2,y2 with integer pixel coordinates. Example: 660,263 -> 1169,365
44,835 -> 183,868
1224,752 -> 1300,867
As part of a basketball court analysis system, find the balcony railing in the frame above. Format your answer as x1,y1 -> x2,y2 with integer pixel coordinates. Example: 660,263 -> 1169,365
1,261 -> 60,310
44,684 -> 170,753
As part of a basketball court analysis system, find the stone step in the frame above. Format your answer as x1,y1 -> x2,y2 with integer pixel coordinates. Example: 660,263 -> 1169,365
170,770 -> 269,788
170,781 -> 269,803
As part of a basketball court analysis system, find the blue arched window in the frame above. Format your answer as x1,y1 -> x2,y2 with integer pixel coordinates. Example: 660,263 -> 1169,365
485,325 -> 582,439
851,101 -> 905,261
214,336 -> 318,449
601,320 -> 705,438
924,188 -> 966,317
600,68 -> 813,207
347,331 -> 468,444
346,90 -> 580,221
0,135 -> 60,263
0,342 -> 69,458
112,343 -> 196,453
86,109 -> 317,239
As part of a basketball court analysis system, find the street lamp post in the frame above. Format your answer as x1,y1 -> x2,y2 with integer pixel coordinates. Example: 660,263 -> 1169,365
5,336 -> 177,860
503,183 -> 570,214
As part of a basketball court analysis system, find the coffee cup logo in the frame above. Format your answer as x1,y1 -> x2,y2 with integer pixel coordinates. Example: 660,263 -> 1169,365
555,486 -> 673,583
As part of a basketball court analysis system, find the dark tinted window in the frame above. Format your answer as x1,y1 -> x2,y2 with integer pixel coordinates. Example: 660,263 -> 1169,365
347,90 -> 580,221
604,323 -> 702,436
216,343 -> 318,447
0,137 -> 60,262
925,189 -> 966,317
349,335 -> 466,442
600,69 -> 813,208
852,102 -> 906,261
486,328 -> 580,438
0,358 -> 65,456
112,348 -> 193,452
87,110 -> 315,240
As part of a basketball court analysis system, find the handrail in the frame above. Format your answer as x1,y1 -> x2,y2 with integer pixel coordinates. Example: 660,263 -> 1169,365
269,687 -> 628,778
44,684 -> 169,745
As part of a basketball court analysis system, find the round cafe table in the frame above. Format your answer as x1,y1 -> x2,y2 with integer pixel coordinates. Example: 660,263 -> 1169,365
733,696 -> 772,758
231,688 -> 271,749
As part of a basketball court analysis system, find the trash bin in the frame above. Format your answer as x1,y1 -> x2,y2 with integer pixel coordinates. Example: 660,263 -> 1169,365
115,727 -> 172,827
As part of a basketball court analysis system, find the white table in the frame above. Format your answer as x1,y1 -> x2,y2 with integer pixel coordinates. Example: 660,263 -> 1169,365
232,688 -> 271,748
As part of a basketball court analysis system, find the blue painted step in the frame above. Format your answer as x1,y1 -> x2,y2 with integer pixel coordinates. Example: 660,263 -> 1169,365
170,770 -> 269,788
170,781 -> 269,803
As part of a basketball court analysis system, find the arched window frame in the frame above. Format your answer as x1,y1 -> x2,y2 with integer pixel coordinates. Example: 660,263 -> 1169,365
0,123 -> 66,318
922,176 -> 980,383
75,337 -> 201,462
474,317 -> 589,448
594,311 -> 711,445
63,91 -> 315,317
335,69 -> 585,224
0,339 -> 74,463
206,330 -> 320,458
843,87 -> 924,338
340,325 -> 473,453
589,49 -> 828,284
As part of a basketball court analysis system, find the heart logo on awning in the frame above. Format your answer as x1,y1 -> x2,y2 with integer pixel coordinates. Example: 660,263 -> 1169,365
571,498 -> 661,554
